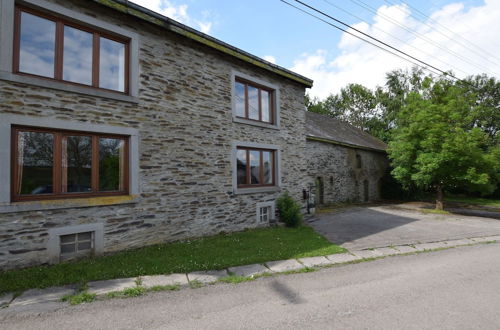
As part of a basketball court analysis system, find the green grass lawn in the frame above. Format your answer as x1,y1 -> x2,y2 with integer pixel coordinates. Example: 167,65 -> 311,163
0,226 -> 345,295
445,195 -> 500,208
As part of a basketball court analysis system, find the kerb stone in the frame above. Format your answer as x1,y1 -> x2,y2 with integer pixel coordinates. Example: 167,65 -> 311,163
140,274 -> 188,288
352,249 -> 384,259
325,253 -> 361,264
9,286 -> 75,307
394,245 -> 418,254
297,256 -> 332,268
187,270 -> 228,284
228,264 -> 270,277
87,278 -> 138,295
265,259 -> 304,273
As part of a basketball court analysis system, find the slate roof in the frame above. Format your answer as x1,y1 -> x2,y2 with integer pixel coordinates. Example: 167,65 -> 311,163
92,0 -> 313,87
305,112 -> 387,152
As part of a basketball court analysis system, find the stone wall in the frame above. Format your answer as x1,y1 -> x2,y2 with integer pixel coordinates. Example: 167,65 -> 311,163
305,139 -> 388,205
0,0 -> 309,270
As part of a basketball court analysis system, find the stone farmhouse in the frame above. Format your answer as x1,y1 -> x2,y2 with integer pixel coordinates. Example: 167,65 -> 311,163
306,112 -> 388,205
0,0 -> 315,270
0,0 -> 387,271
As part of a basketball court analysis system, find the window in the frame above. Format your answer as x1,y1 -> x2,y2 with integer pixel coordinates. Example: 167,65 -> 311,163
235,79 -> 274,124
60,231 -> 94,261
12,126 -> 129,201
356,154 -> 362,169
236,147 -> 276,187
13,6 -> 129,93
259,206 -> 271,222
256,201 -> 275,223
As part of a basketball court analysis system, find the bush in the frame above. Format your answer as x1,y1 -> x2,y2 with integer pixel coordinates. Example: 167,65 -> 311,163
276,192 -> 302,227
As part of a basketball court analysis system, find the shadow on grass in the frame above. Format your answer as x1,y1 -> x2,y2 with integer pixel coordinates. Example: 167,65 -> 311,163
0,226 -> 345,294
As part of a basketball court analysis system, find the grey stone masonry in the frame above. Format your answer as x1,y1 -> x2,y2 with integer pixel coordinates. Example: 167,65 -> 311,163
306,140 -> 388,205
0,0 -> 311,270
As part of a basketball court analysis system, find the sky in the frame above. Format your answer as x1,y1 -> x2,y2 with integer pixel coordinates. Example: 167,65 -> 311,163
130,0 -> 500,99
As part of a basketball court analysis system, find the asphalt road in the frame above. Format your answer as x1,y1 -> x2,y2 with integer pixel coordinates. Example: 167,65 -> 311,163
2,243 -> 500,329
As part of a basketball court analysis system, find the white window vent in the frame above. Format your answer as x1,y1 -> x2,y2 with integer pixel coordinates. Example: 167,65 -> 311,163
48,223 -> 104,264
60,231 -> 94,261
256,201 -> 275,223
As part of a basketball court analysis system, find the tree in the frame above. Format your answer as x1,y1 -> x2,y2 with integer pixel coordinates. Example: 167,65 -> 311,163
388,77 -> 499,210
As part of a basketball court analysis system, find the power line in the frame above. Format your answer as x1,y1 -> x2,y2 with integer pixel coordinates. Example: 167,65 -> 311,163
391,0 -> 500,66
279,0 -> 443,78
348,0 -> 497,76
384,0 -> 500,69
288,0 -> 457,78
319,0 -> 472,77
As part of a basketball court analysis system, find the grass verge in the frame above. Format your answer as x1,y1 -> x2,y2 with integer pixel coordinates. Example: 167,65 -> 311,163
0,226 -> 345,295
444,195 -> 500,208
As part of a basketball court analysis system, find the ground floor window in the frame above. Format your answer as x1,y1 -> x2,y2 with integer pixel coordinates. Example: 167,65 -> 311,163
236,147 -> 276,187
12,126 -> 129,201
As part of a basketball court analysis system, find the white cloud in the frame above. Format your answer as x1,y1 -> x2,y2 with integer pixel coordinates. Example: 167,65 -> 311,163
130,0 -> 213,34
292,0 -> 500,99
263,55 -> 277,64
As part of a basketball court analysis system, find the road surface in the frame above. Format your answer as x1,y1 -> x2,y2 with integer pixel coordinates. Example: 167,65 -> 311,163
2,243 -> 500,329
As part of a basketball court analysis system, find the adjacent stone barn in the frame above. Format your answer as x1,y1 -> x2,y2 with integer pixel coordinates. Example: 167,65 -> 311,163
0,0 -> 313,270
306,112 -> 388,205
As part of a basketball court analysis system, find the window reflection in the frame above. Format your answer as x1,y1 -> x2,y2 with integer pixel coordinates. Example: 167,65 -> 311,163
99,138 -> 125,191
62,136 -> 92,193
99,37 -> 125,92
17,132 -> 54,195
237,149 -> 247,185
250,150 -> 261,184
235,82 -> 246,117
261,90 -> 271,123
263,151 -> 273,184
248,86 -> 259,120
19,12 -> 56,78
63,26 -> 93,85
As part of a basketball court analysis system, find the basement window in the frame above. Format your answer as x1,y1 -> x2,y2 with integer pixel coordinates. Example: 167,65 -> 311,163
59,231 -> 94,261
256,201 -> 275,223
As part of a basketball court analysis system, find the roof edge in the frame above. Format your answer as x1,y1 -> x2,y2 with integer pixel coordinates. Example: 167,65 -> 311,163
92,0 -> 314,88
306,136 -> 387,153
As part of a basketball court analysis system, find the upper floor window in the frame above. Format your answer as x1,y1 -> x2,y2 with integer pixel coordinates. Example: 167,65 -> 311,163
12,126 -> 129,201
14,6 -> 129,93
235,79 -> 275,124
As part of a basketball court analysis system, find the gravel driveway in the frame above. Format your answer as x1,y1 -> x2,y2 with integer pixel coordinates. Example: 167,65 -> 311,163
308,205 -> 500,250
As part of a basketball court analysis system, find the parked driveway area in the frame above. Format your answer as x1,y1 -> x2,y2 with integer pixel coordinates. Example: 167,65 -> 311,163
308,204 -> 500,250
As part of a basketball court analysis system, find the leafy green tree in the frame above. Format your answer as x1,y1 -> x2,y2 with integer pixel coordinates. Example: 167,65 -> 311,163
388,77 -> 498,209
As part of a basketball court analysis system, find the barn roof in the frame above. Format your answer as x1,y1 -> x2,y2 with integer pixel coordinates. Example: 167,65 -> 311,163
305,112 -> 387,152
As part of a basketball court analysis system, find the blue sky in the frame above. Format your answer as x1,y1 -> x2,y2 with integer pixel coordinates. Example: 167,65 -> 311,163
131,0 -> 499,98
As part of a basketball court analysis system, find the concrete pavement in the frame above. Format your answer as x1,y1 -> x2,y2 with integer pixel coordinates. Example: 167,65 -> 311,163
2,243 -> 500,329
308,205 -> 500,250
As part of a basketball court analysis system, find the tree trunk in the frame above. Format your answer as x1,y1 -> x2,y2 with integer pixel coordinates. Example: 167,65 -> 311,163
436,185 -> 444,210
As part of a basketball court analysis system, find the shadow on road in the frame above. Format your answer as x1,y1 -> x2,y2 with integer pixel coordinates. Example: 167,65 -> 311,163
270,280 -> 306,305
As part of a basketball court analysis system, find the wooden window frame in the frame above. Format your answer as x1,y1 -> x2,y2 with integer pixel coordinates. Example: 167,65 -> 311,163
236,147 -> 276,188
235,78 -> 275,124
11,126 -> 130,202
13,5 -> 130,94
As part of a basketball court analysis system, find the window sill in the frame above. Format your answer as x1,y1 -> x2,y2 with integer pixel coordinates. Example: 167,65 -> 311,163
234,186 -> 281,195
0,195 -> 140,214
0,71 -> 139,104
232,117 -> 280,130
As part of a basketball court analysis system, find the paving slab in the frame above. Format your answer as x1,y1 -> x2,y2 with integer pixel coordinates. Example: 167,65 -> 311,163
265,259 -> 305,273
228,264 -> 270,277
9,286 -> 75,307
444,238 -> 474,247
325,253 -> 362,264
486,235 -> 500,241
297,256 -> 332,268
140,274 -> 188,288
374,247 -> 400,256
394,245 -> 418,254
413,241 -> 450,251
187,270 -> 228,284
352,249 -> 385,259
0,293 -> 14,307
471,236 -> 498,243
87,278 -> 138,295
